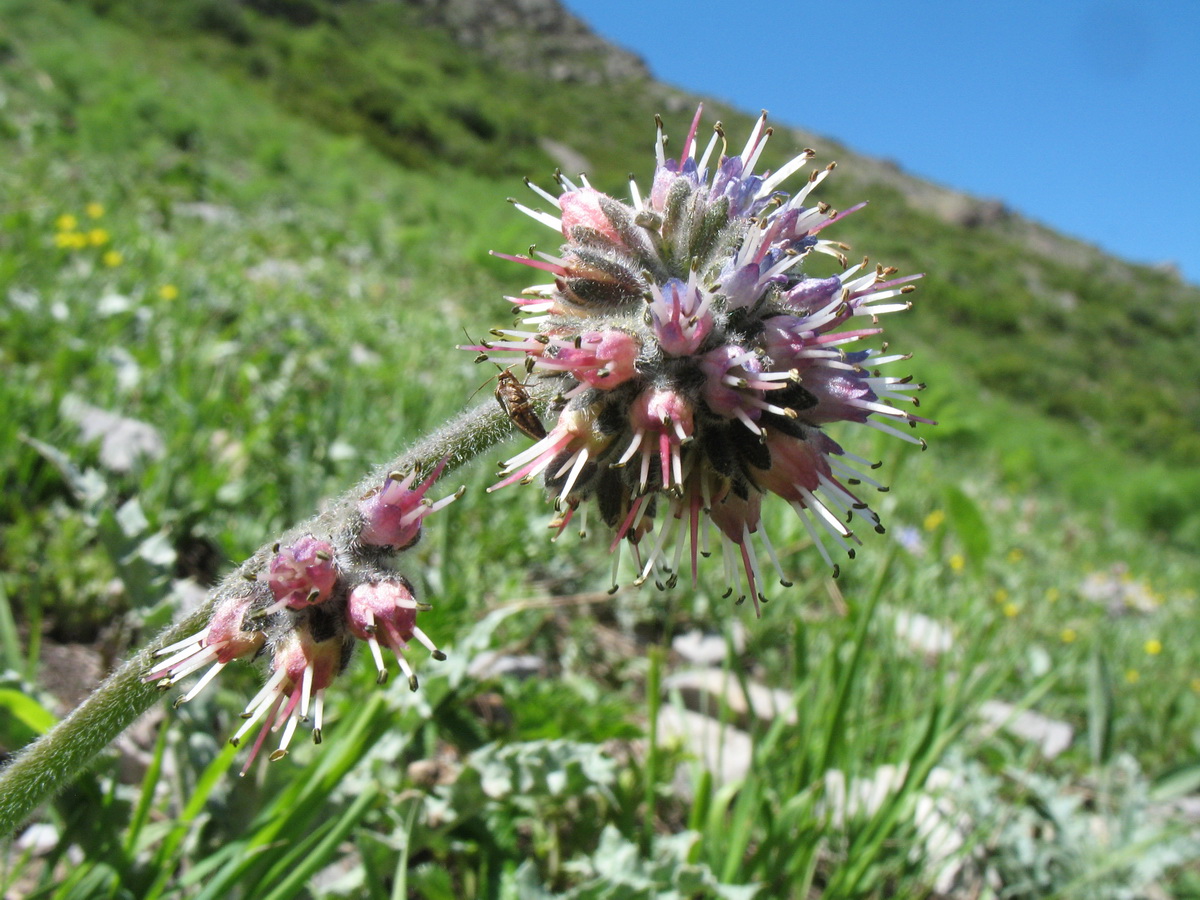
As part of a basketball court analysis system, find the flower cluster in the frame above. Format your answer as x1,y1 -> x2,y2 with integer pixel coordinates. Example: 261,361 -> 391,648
471,109 -> 930,611
52,204 -> 122,267
145,462 -> 460,775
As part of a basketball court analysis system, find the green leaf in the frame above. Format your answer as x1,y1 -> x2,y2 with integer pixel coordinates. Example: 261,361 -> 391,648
1149,760 -> 1200,802
0,688 -> 57,745
943,484 -> 991,567
0,582 -> 23,675
1088,649 -> 1114,767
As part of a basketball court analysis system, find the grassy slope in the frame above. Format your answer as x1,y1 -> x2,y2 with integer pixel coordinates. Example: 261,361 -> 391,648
56,0 -> 1200,546
2,1 -> 1198,897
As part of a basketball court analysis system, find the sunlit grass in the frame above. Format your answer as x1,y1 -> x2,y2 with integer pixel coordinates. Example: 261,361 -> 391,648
2,1 -> 1198,897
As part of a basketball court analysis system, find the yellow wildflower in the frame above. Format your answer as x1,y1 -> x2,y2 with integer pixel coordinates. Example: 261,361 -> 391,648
1002,602 -> 1019,618
993,588 -> 1009,604
158,284 -> 179,301
1144,639 -> 1162,656
948,554 -> 965,572
1006,548 -> 1024,563
1125,669 -> 1140,685
102,250 -> 123,268
923,510 -> 945,531
55,213 -> 78,231
87,228 -> 110,247
85,202 -> 105,219
1060,628 -> 1077,644
54,231 -> 79,249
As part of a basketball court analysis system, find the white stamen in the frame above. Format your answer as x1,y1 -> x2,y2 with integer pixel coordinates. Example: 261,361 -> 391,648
511,202 -> 562,232
738,112 -> 768,170
242,667 -> 288,718
559,447 -> 591,499
697,127 -> 721,173
277,710 -> 300,753
791,502 -> 835,569
180,661 -> 227,703
300,662 -> 314,720
757,149 -> 816,199
628,176 -> 644,212
866,419 -> 926,445
367,636 -> 386,679
525,180 -> 562,209
154,633 -> 204,658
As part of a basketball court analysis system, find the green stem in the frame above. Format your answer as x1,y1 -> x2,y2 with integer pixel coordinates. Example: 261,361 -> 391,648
0,395 -> 523,837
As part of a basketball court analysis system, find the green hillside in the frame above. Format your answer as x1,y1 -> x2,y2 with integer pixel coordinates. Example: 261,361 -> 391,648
2,1 -> 1198,897
21,0 -> 1200,535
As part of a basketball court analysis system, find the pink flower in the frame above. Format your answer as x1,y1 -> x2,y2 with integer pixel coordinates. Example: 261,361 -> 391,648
230,618 -> 348,776
346,581 -> 445,691
480,109 -> 930,608
262,535 -> 338,615
358,457 -> 461,550
144,593 -> 265,704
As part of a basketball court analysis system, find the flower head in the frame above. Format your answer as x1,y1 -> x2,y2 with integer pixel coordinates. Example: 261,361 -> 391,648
144,592 -> 267,703
477,108 -> 930,610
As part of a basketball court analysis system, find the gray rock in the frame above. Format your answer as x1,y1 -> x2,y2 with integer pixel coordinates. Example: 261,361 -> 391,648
60,395 -> 165,473
655,705 -> 752,789
403,0 -> 651,84
890,608 -> 955,658
671,621 -> 745,667
978,699 -> 1074,759
664,667 -> 795,728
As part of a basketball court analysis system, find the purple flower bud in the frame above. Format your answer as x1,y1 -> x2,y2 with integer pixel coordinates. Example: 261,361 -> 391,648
346,581 -> 444,691
144,593 -> 265,703
359,457 -> 458,550
781,275 -> 843,313
265,535 -> 338,615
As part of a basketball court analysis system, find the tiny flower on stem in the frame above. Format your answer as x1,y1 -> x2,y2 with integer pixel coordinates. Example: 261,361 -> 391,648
346,580 -> 446,691
230,610 -> 350,776
358,457 -> 462,550
144,453 -> 460,771
261,535 -> 339,616
143,593 -> 266,705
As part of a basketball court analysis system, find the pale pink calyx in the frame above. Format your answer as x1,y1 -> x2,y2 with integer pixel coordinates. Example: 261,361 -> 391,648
559,188 -> 624,247
346,580 -> 444,692
261,535 -> 338,616
358,457 -> 460,550
144,593 -> 266,705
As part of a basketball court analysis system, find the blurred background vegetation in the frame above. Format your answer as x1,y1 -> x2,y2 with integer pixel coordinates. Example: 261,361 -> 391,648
1,0 -> 1198,897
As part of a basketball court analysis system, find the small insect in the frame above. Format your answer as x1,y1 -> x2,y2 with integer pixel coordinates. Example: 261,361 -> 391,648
495,369 -> 547,440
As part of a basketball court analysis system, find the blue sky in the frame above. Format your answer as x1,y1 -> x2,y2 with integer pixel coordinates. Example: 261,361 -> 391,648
561,1 -> 1200,285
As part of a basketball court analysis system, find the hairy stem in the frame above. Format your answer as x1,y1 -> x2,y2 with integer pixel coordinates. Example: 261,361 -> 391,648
0,395 -> 522,837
